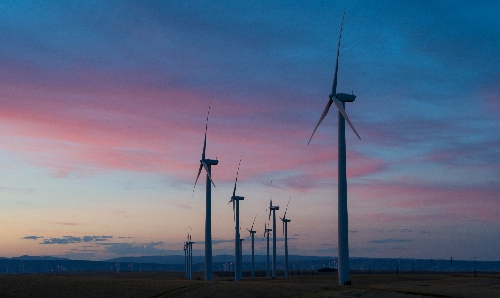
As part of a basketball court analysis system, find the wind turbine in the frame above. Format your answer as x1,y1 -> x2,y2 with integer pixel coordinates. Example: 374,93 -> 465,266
184,242 -> 188,278
228,158 -> 244,281
193,103 -> 219,282
280,197 -> 291,278
187,234 -> 195,280
263,222 -> 272,278
246,215 -> 257,278
268,200 -> 279,279
308,9 -> 360,286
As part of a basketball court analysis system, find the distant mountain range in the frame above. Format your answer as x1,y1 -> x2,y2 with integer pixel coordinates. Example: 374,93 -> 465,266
1,255 -> 498,274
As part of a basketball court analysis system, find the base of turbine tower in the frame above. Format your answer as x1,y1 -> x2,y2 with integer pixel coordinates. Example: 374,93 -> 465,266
343,281 -> 352,285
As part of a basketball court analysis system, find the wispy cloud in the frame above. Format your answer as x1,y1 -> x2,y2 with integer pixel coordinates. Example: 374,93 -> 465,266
46,221 -> 82,226
369,238 -> 412,244
21,236 -> 44,240
101,242 -> 168,255
40,236 -> 113,245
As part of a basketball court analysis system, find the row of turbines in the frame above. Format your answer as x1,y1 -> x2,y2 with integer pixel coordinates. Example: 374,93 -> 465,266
190,9 -> 359,286
189,147 -> 293,281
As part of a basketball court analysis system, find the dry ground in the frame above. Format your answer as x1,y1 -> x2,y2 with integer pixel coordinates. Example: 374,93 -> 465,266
0,272 -> 499,297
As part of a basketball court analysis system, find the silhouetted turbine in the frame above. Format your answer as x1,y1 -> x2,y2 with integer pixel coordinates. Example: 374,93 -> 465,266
264,221 -> 272,278
193,103 -> 219,282
228,157 -> 244,281
268,200 -> 279,279
280,197 -> 291,278
246,215 -> 257,278
308,9 -> 360,286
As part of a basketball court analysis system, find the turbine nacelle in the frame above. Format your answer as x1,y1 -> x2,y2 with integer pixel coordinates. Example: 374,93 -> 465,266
268,205 -> 279,220
202,159 -> 219,166
331,93 -> 356,102
230,195 -> 245,202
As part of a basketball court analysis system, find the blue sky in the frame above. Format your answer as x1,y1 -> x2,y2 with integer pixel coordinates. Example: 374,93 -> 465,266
0,0 -> 499,261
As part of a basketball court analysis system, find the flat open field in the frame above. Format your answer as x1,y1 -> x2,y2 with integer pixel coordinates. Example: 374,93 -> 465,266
1,272 -> 499,297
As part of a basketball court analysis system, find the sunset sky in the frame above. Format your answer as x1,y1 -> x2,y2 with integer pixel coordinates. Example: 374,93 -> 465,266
1,1 -> 499,261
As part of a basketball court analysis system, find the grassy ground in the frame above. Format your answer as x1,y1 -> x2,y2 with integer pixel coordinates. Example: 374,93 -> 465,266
0,272 -> 499,297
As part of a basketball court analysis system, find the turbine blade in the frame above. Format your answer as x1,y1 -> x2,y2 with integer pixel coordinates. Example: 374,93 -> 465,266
232,180 -> 237,197
202,127 -> 207,161
332,96 -> 361,140
308,98 -> 333,145
233,200 -> 235,221
331,8 -> 345,96
193,163 -> 203,192
202,161 -> 216,187
284,197 -> 290,218
283,221 -> 285,236
202,103 -> 211,160
233,156 -> 242,197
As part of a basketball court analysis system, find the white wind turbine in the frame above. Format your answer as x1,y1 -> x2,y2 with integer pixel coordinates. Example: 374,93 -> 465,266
268,200 -> 279,279
279,197 -> 291,278
193,103 -> 219,282
308,9 -> 360,286
246,215 -> 257,278
263,222 -> 272,278
228,157 -> 244,281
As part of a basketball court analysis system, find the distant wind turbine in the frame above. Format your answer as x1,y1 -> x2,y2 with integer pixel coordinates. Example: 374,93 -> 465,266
246,215 -> 257,278
307,9 -> 360,286
279,197 -> 291,278
193,103 -> 219,282
183,242 -> 187,278
228,157 -> 244,281
187,233 -> 195,280
264,221 -> 272,278
268,200 -> 279,279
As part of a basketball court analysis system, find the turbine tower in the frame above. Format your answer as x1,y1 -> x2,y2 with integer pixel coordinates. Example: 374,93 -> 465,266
193,103 -> 219,282
264,222 -> 272,278
246,215 -> 257,278
279,197 -> 291,278
308,9 -> 360,286
268,200 -> 279,279
239,237 -> 244,279
228,158 -> 244,281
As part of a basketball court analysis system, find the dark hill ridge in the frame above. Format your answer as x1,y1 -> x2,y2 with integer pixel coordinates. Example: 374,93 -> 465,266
1,255 -> 499,274
105,254 -> 334,264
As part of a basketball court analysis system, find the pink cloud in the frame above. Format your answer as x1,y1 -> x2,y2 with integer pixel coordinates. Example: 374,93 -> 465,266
47,221 -> 81,226
353,178 -> 499,223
